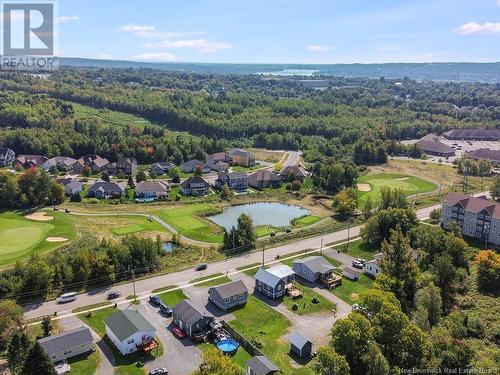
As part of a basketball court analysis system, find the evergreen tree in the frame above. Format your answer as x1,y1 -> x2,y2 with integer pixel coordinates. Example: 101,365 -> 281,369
22,341 -> 57,375
41,316 -> 52,337
8,331 -> 30,375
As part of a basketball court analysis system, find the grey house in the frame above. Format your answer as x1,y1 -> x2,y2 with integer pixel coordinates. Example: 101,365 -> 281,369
38,326 -> 94,363
180,159 -> 210,173
87,180 -> 127,199
135,181 -> 169,199
215,172 -> 248,190
42,156 -> 77,171
107,157 -> 138,176
173,300 -> 214,337
208,280 -> 248,311
57,178 -> 83,196
180,176 -> 211,196
246,356 -> 280,375
150,162 -> 174,176
0,147 -> 15,167
254,265 -> 295,299
292,256 -> 336,283
290,331 -> 313,358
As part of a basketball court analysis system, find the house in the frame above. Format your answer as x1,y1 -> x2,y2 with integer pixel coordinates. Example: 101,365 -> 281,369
135,181 -> 169,199
289,331 -> 313,358
180,176 -> 211,196
150,162 -> 174,177
105,310 -> 156,355
207,152 -> 232,164
0,147 -> 15,167
441,192 -> 500,246
208,160 -> 229,173
416,135 -> 455,157
172,300 -> 214,337
342,267 -> 360,280
443,128 -> 500,141
292,256 -> 336,283
107,157 -> 138,176
208,280 -> 248,311
246,356 -> 280,375
230,148 -> 255,167
57,178 -> 83,196
38,326 -> 94,363
42,156 -> 78,172
248,170 -> 282,189
75,154 -> 110,173
215,172 -> 248,190
180,159 -> 210,173
87,180 -> 126,199
279,164 -> 308,183
364,253 -> 384,277
13,154 -> 47,169
465,148 -> 500,165
254,265 -> 295,299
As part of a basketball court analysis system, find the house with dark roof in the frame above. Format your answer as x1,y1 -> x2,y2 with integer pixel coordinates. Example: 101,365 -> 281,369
150,161 -> 175,177
246,356 -> 280,375
443,128 -> 500,141
135,181 -> 169,199
42,156 -> 78,171
416,135 -> 455,157
180,176 -> 210,196
230,148 -> 255,167
172,300 -> 214,337
38,326 -> 94,363
87,180 -> 126,199
13,154 -> 47,169
248,170 -> 282,189
0,147 -> 15,167
215,171 -> 248,190
75,154 -> 110,173
279,164 -> 308,183
292,256 -> 336,283
254,265 -> 295,299
441,192 -> 500,246
290,331 -> 313,358
57,178 -> 83,196
465,148 -> 500,165
107,157 -> 138,175
105,310 -> 156,355
208,160 -> 229,172
208,280 -> 248,311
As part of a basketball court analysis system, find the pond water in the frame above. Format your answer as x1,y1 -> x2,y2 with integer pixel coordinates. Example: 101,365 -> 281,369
208,202 -> 311,230
161,242 -> 178,253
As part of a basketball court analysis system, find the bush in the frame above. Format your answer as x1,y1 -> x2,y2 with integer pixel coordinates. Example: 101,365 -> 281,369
311,297 -> 320,304
250,337 -> 263,348
292,303 -> 298,311
70,194 -> 82,202
88,198 -> 99,204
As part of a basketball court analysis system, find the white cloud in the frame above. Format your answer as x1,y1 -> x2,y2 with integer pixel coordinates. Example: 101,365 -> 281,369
119,24 -> 155,32
56,15 -> 79,24
149,39 -> 232,53
497,0 -> 500,6
306,45 -> 332,52
118,24 -> 204,39
131,52 -> 177,62
454,22 -> 500,35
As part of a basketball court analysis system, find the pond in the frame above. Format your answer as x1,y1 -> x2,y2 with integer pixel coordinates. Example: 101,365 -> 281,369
161,242 -> 178,253
208,202 -> 311,230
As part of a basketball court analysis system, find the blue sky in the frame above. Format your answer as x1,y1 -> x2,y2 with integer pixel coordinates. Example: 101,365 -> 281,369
52,0 -> 500,63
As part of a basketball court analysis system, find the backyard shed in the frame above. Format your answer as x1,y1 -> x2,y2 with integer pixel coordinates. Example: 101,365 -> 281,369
290,331 -> 313,358
246,355 -> 280,375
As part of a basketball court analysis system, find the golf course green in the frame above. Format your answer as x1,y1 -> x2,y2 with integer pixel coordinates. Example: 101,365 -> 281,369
357,173 -> 437,208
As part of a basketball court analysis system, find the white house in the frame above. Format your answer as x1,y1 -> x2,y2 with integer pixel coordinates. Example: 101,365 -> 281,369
104,310 -> 156,355
364,253 -> 383,277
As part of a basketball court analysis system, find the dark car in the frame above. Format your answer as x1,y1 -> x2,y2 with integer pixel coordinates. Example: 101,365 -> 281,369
195,264 -> 207,271
149,295 -> 161,306
158,302 -> 173,316
65,208 -> 71,213
285,228 -> 292,233
107,291 -> 120,300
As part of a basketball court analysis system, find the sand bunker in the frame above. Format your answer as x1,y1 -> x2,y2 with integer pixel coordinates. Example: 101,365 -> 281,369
46,237 -> 68,243
357,183 -> 372,192
26,212 -> 54,222
395,177 -> 410,181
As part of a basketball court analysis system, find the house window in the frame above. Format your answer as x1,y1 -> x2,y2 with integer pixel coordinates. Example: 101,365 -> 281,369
277,284 -> 281,291
238,294 -> 244,299
224,298 -> 230,303
127,338 -> 135,344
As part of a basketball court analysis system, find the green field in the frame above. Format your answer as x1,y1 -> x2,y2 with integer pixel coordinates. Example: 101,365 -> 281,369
0,211 -> 76,266
110,216 -> 166,236
281,285 -> 335,315
331,274 -> 374,305
357,173 -> 437,208
332,239 -> 380,261
155,204 -> 224,243
293,215 -> 322,227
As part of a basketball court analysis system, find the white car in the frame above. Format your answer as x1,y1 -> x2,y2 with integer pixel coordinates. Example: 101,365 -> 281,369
149,369 -> 168,375
356,258 -> 367,266
352,260 -> 364,269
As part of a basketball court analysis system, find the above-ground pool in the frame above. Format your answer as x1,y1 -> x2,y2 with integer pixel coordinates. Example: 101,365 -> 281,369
217,339 -> 239,354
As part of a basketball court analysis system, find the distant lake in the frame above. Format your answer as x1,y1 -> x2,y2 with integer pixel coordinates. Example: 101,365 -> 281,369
208,202 -> 310,230
257,69 -> 319,76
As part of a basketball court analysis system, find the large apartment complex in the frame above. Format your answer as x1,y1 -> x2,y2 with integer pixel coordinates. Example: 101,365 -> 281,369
441,193 -> 500,246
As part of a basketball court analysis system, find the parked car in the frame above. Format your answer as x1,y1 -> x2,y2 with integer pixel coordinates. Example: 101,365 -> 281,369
352,260 -> 364,269
158,302 -> 173,316
53,206 -> 60,211
172,325 -> 186,339
107,291 -> 120,300
149,295 -> 161,306
356,258 -> 367,266
149,368 -> 168,375
285,228 -> 292,233
195,264 -> 207,271
65,208 -> 71,213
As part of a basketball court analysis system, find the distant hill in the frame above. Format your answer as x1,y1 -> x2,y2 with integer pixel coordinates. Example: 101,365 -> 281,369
60,57 -> 500,83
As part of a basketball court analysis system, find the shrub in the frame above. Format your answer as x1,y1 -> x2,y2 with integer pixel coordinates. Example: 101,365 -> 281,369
292,303 -> 298,311
88,198 -> 99,204
250,337 -> 263,348
311,297 -> 320,304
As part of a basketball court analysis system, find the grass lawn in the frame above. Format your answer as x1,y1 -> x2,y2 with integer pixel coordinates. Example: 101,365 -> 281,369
191,273 -> 232,287
332,238 -> 380,261
157,287 -> 189,306
255,225 -> 279,237
229,296 -> 313,374
155,204 -> 224,243
281,285 -> 335,315
237,263 -> 263,277
293,215 -> 322,227
72,302 -> 113,314
109,216 -> 166,236
357,173 -> 437,208
67,350 -> 100,375
0,210 -> 76,266
78,307 -> 117,337
279,250 -> 342,268
331,274 -> 374,305
199,343 -> 252,370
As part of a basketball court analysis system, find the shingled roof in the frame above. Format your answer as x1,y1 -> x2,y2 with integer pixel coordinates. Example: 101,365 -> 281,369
416,139 -> 455,155
209,280 -> 248,299
443,129 -> 500,141
443,193 -> 500,219
466,148 -> 500,163
38,327 -> 93,356
105,310 -> 155,341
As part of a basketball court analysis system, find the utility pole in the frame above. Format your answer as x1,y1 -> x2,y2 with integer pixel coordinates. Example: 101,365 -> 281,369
262,245 -> 265,267
438,183 -> 442,199
131,269 -> 136,302
320,238 -> 323,255
232,230 -> 235,252
346,221 -> 351,252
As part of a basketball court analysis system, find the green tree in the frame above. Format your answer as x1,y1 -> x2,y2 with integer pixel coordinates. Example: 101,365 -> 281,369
475,250 -> 500,292
430,253 -> 457,308
8,331 -> 31,375
22,341 -> 57,375
379,186 -> 407,209
136,169 -> 147,183
237,213 -> 256,248
361,343 -> 390,375
332,188 -> 358,220
362,196 -> 373,219
193,349 -> 243,375
220,183 -> 233,201
429,208 -> 441,221
127,175 -> 135,188
82,165 -> 91,177
361,208 -> 418,245
41,317 -> 53,337
101,171 -> 110,182
169,166 -> 181,183
413,283 -> 442,331
315,346 -> 350,375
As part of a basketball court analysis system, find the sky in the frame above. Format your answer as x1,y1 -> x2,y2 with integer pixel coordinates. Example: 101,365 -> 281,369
6,0 -> 500,64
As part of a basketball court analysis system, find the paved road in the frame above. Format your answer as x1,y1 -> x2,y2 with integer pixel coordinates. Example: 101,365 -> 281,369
25,191 -> 489,321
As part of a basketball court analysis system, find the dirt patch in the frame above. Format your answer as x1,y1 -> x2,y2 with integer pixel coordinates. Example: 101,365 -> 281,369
395,177 -> 410,181
26,212 -> 54,221
357,183 -> 372,192
46,237 -> 68,243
